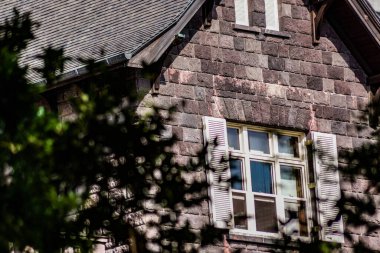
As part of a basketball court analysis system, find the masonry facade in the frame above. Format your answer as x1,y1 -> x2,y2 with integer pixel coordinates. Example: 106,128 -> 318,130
131,0 -> 378,252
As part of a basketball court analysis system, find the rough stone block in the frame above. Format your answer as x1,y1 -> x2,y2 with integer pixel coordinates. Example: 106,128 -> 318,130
322,51 -> 332,65
291,5 -> 309,20
330,94 -> 347,108
262,42 -> 279,56
175,84 -> 195,99
251,12 -> 266,27
183,127 -> 202,143
263,69 -> 279,84
234,37 -> 245,51
268,56 -> 285,71
289,46 -> 305,60
310,63 -> 327,78
289,73 -> 307,88
222,49 -> 241,64
307,76 -> 323,91
283,18 -> 311,34
282,3 -> 292,17
336,135 -> 353,149
286,88 -> 303,101
313,91 -> 330,105
331,121 -> 347,135
246,66 -> 263,81
285,59 -> 301,73
346,96 -> 357,110
182,100 -> 199,114
197,73 -> 213,87
235,65 -> 247,79
335,80 -> 351,95
219,34 -> 234,49
323,78 -> 334,92
218,62 -> 235,77
253,0 -> 265,12
327,66 -> 344,80
349,82 -> 368,97
278,44 -> 289,58
245,39 -> 262,53
332,52 -> 349,67
317,119 -> 332,132
194,44 -> 211,59
201,60 -> 219,75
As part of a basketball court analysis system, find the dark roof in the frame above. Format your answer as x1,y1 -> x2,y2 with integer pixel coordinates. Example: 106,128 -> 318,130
0,0 -> 199,81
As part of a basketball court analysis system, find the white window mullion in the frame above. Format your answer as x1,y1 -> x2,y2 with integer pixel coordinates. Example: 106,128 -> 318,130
242,127 -> 255,231
265,0 -> 280,31
234,0 -> 250,26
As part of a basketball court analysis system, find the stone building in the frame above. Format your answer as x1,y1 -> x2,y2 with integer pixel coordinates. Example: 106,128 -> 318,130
2,0 -> 380,252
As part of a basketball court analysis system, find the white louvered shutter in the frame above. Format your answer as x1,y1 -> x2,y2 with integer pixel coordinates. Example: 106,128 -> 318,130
203,116 -> 232,229
265,0 -> 280,31
234,0 -> 249,26
312,132 -> 344,243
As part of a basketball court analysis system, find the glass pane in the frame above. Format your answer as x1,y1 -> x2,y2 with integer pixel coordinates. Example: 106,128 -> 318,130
255,196 -> 278,233
250,161 -> 272,194
280,165 -> 303,198
227,128 -> 240,150
248,131 -> 270,154
230,159 -> 244,190
284,200 -> 308,236
232,192 -> 248,229
278,135 -> 299,157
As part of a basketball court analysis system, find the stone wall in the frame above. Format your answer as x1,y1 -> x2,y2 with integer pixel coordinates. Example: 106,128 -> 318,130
135,0 -> 378,252
55,0 -> 378,251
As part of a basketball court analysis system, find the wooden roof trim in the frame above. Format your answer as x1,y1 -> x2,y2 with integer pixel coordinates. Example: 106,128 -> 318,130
128,0 -> 207,67
346,0 -> 380,45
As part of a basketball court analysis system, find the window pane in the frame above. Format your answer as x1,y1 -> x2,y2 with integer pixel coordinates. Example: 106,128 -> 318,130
250,161 -> 272,194
230,159 -> 244,190
284,200 -> 308,236
278,135 -> 299,157
280,165 -> 303,198
227,128 -> 240,150
248,131 -> 270,154
255,196 -> 278,233
232,192 -> 248,229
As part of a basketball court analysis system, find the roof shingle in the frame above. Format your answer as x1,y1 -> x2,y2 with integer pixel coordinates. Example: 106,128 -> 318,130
0,0 -> 196,81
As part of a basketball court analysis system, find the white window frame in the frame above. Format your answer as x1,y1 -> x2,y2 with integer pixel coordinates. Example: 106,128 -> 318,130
234,0 -> 280,31
227,123 -> 312,240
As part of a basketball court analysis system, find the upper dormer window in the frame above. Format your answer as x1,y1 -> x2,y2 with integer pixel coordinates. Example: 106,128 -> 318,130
234,0 -> 280,31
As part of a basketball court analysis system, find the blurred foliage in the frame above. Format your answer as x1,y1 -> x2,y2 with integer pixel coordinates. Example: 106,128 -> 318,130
0,9 -> 223,253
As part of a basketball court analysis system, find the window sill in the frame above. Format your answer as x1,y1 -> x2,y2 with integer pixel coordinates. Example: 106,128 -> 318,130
228,230 -> 310,248
232,24 -> 291,39
232,24 -> 261,33
263,29 -> 291,39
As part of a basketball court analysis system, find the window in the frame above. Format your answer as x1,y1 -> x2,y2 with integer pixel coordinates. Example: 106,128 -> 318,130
227,125 -> 309,237
234,0 -> 280,31
202,116 -> 344,243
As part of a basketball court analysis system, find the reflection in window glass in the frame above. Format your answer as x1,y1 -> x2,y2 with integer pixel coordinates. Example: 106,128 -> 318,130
278,135 -> 299,157
227,128 -> 240,150
233,193 -> 248,229
230,159 -> 244,190
248,131 -> 270,154
255,196 -> 278,233
250,161 -> 272,194
280,165 -> 303,198
284,201 -> 308,236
